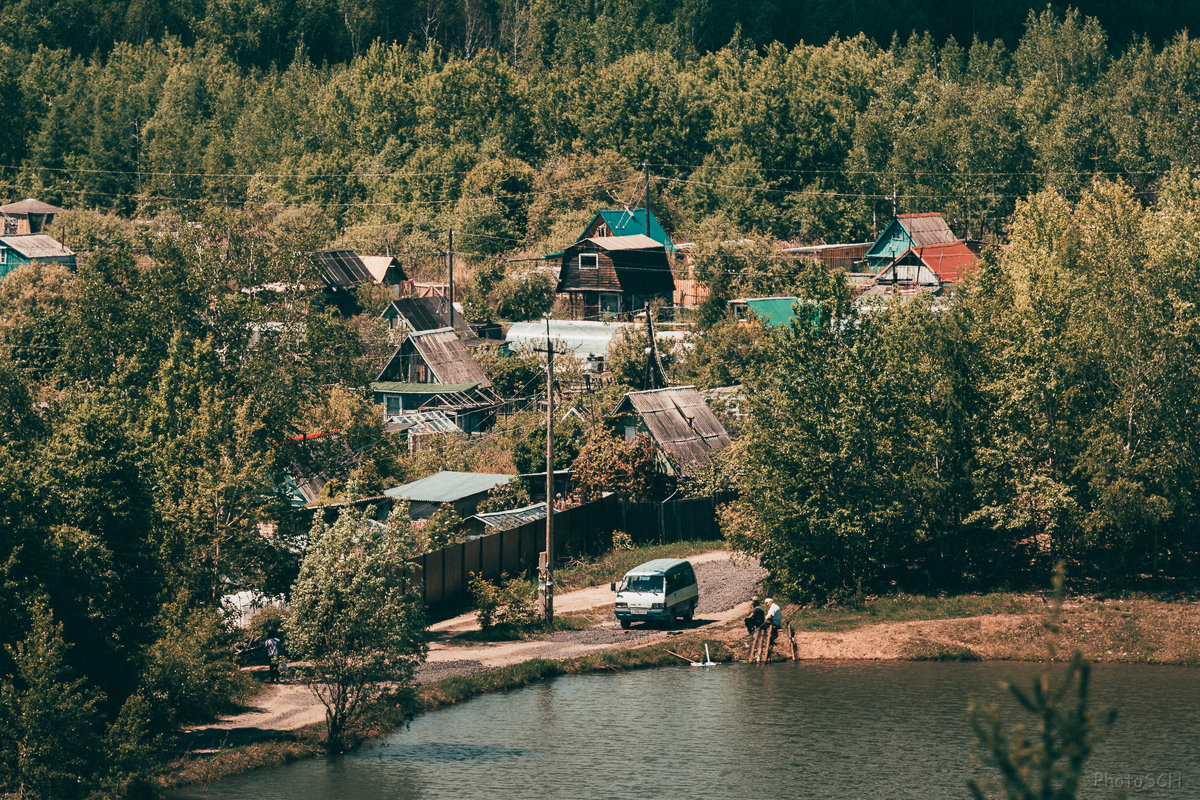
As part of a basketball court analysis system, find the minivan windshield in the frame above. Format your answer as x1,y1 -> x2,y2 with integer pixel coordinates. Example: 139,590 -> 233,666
620,575 -> 664,593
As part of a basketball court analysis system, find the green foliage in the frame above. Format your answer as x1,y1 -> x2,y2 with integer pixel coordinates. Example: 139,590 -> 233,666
141,598 -> 251,726
287,505 -> 427,747
611,530 -> 635,551
474,347 -> 544,398
476,478 -> 533,515
0,603 -> 102,800
423,503 -> 465,551
467,572 -> 539,632
605,323 -> 679,391
572,432 -> 661,502
494,271 -> 554,321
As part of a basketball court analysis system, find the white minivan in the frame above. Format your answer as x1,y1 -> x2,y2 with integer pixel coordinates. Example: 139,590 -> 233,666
611,558 -> 699,629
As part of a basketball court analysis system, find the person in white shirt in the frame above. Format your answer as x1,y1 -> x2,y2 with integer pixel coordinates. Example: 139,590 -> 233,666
764,598 -> 782,640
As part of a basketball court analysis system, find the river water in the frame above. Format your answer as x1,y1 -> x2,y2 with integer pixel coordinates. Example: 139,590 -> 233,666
175,661 -> 1199,799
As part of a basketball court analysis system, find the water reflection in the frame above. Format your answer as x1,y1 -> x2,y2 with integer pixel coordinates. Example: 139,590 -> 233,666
173,661 -> 1200,800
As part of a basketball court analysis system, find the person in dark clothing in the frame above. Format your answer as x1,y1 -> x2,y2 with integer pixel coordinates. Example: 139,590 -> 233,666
744,598 -> 765,635
265,636 -> 283,683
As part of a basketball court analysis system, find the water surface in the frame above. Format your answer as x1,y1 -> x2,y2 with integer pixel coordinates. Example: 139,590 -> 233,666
175,661 -> 1199,799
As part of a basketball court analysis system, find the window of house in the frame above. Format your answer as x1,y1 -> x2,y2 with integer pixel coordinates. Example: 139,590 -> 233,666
579,253 -> 599,270
596,224 -> 610,236
2,217 -> 14,235
624,424 -> 639,442
386,396 -> 400,416
601,294 -> 621,314
417,364 -> 428,382
0,248 -> 6,265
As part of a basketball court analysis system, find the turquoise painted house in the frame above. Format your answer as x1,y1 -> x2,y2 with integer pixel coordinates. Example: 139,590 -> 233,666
0,234 -> 76,279
863,213 -> 958,273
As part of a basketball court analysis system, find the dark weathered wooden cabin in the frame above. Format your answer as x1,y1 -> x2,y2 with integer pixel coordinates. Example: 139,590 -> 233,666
556,234 -> 675,320
371,328 -> 501,433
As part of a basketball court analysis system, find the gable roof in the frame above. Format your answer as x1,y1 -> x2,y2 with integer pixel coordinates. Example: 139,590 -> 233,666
407,327 -> 491,387
729,297 -> 815,328
876,241 -> 979,286
0,234 -> 75,259
895,213 -> 958,247
581,208 -> 675,251
0,199 -> 64,216
384,470 -> 515,504
312,249 -> 372,289
383,297 -> 482,347
360,255 -> 407,283
610,386 -> 732,474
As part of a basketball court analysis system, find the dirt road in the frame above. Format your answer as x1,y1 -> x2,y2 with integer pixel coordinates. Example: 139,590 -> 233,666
187,550 -> 765,741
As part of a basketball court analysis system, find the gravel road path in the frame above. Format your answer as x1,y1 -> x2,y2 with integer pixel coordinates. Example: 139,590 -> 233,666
189,550 -> 764,738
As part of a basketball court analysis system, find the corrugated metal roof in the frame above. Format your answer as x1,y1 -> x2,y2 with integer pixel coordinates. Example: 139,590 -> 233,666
584,234 -> 664,251
729,297 -> 820,328
371,381 -> 479,394
469,502 -> 548,531
385,471 -> 515,503
912,241 -> 979,282
408,328 -> 491,387
0,234 -> 75,258
582,209 -> 676,251
896,213 -> 958,247
383,409 -> 460,434
312,249 -> 372,289
611,386 -> 732,474
383,298 -> 482,346
0,199 -> 64,215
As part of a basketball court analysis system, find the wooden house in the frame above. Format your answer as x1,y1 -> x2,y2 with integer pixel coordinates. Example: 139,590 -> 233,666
311,249 -> 408,314
860,241 -> 980,299
555,234 -> 675,320
862,213 -> 960,273
370,327 -> 501,433
0,234 -> 76,280
1,198 -> 63,236
609,386 -> 732,477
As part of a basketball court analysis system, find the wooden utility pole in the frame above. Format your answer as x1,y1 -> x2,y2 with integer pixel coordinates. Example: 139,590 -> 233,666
447,228 -> 455,330
644,302 -> 661,390
535,317 -> 557,623
643,160 -> 651,236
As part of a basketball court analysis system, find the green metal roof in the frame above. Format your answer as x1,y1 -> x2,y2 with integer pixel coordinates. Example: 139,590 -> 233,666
371,381 -> 479,394
580,209 -> 675,252
741,297 -> 821,328
384,471 -> 515,503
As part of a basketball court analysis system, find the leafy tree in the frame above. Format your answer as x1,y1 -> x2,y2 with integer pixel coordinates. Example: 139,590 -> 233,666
423,503 -> 464,550
494,270 -> 554,321
0,603 -> 102,800
287,505 -> 427,747
573,432 -> 660,502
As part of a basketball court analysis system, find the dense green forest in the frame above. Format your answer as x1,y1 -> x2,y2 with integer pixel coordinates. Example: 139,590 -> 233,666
4,4 -> 1200,797
5,7 -> 1200,255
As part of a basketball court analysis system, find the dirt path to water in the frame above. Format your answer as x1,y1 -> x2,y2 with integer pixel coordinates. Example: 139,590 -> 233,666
186,550 -> 766,740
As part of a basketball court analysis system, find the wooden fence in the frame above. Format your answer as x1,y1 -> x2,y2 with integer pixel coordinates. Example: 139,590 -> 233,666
410,494 -> 718,613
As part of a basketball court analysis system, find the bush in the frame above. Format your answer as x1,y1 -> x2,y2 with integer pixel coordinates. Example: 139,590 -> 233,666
469,573 -> 539,631
611,530 -> 635,551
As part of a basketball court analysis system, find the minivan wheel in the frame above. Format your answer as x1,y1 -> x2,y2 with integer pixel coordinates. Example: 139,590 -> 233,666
619,619 -> 630,630
683,603 -> 695,622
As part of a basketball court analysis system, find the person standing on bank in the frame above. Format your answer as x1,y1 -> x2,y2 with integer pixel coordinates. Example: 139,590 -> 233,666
265,635 -> 283,683
744,598 -> 765,635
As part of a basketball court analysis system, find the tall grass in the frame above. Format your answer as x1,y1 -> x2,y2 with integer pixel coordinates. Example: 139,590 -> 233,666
555,539 -> 725,591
